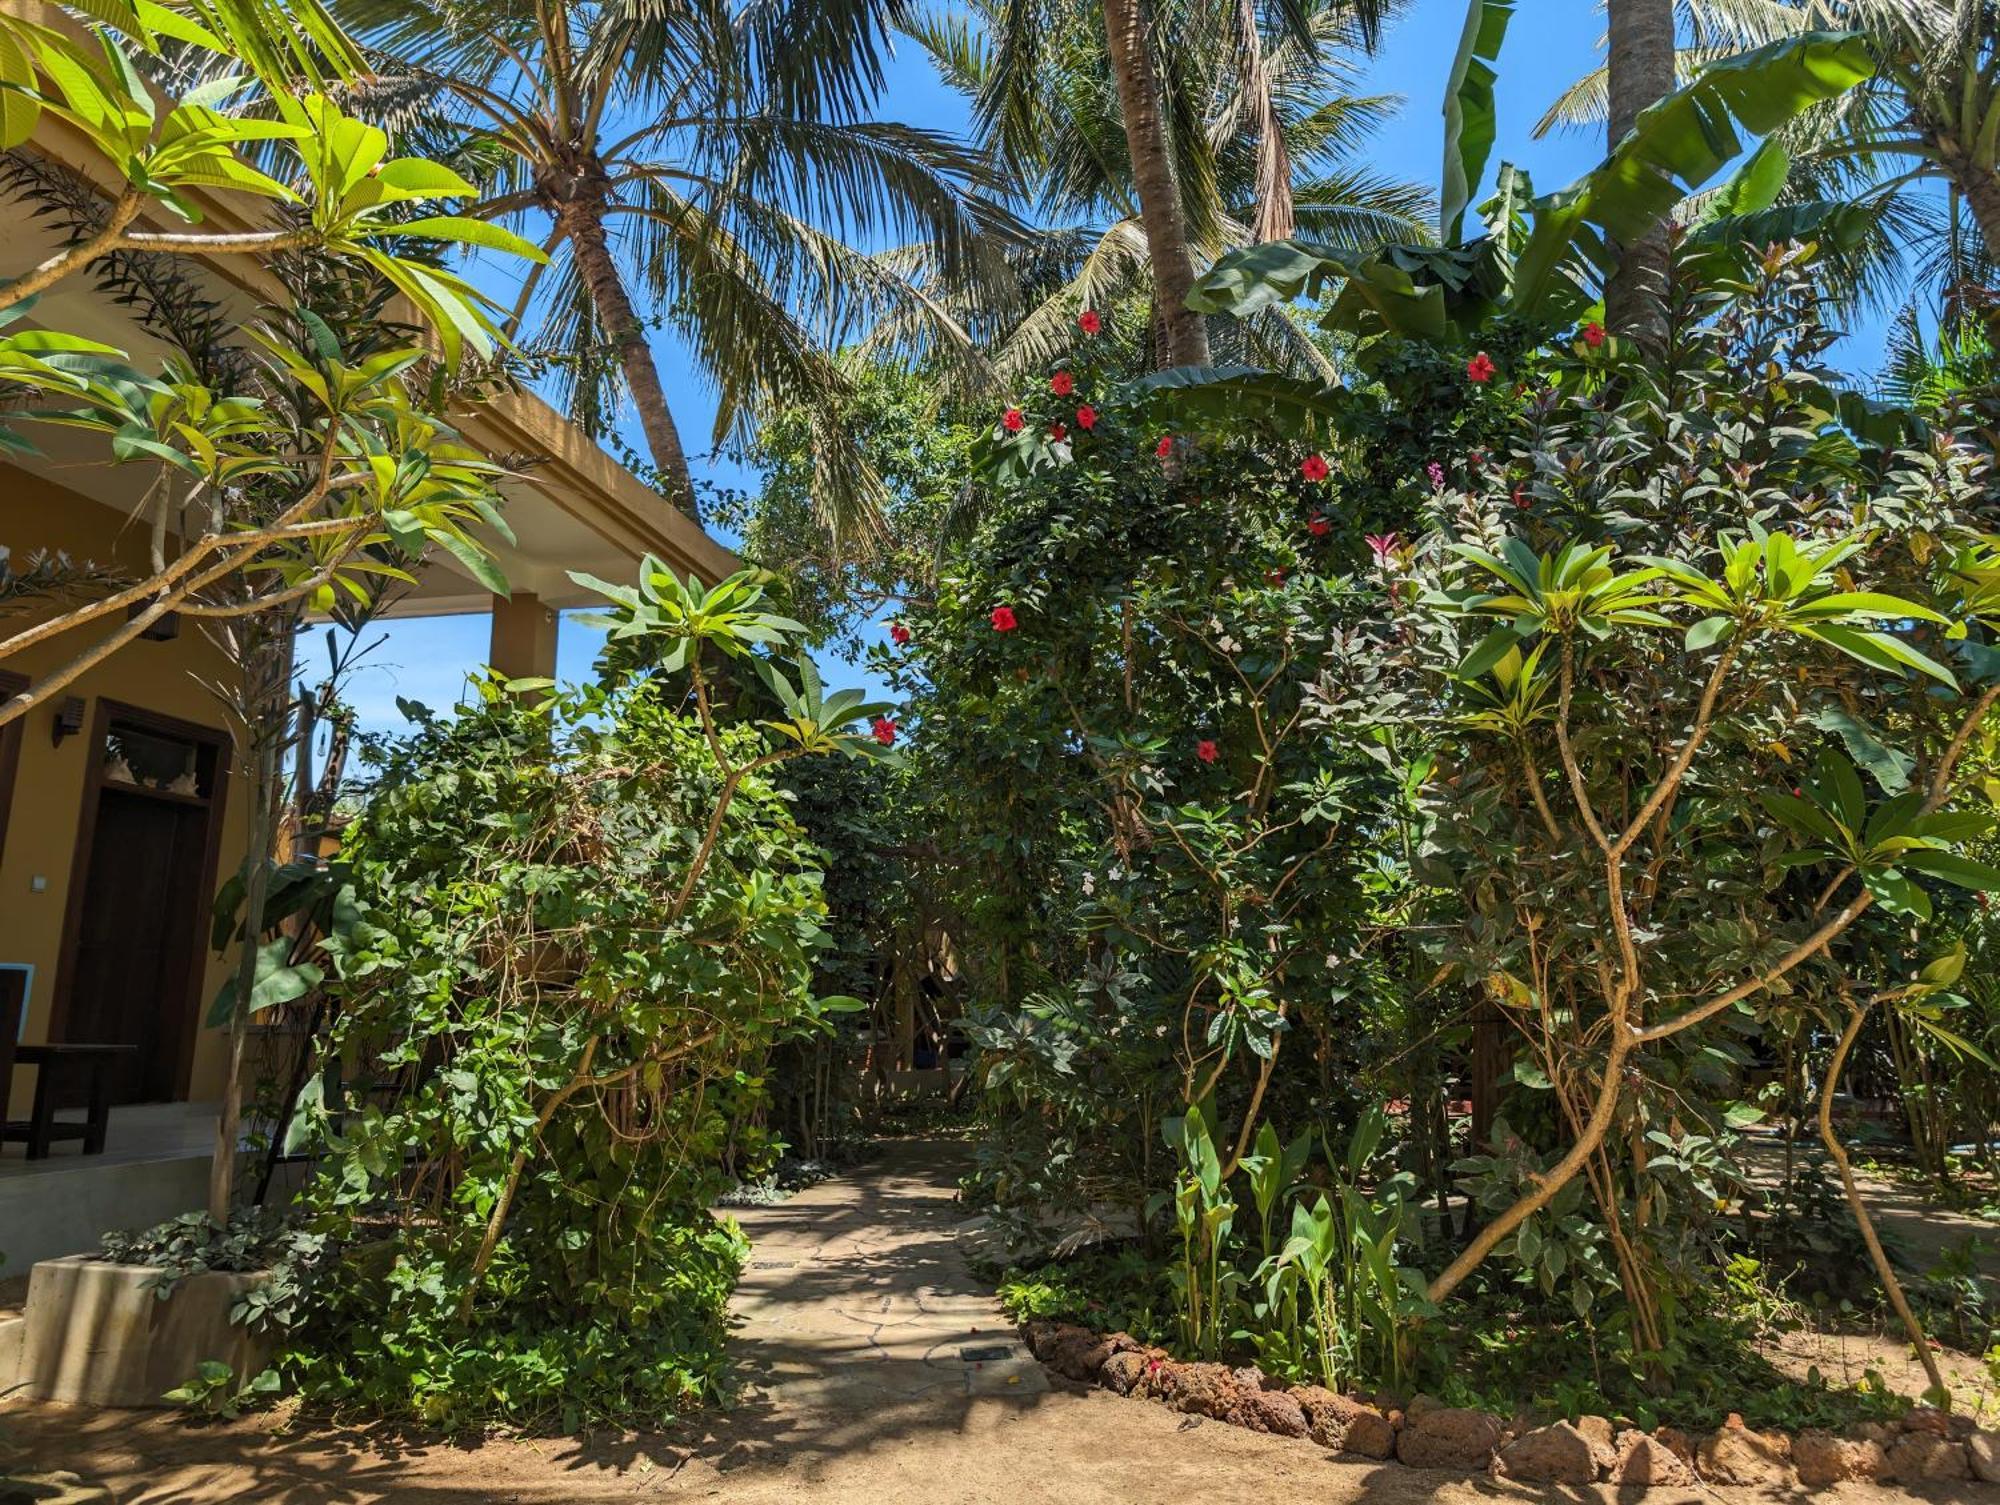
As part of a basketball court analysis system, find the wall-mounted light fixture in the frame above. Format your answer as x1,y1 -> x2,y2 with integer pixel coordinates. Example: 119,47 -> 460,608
52,695 -> 85,747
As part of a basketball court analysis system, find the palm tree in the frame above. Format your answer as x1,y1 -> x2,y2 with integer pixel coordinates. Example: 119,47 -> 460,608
963,0 -> 1390,371
1101,0 -> 1212,365
1605,0 -> 1677,332
914,0 -> 1425,379
1541,1 -> 1999,327
338,0 -> 1023,535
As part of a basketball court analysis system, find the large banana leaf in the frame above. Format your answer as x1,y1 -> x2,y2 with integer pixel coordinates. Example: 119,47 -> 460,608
1440,0 -> 1514,246
1508,30 -> 1875,320
1126,363 -> 1353,440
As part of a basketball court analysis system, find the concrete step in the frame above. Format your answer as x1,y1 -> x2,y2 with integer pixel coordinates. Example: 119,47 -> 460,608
0,1313 -> 24,1391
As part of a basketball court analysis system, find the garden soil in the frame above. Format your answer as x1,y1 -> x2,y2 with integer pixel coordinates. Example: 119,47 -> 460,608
1,1140 -> 1991,1504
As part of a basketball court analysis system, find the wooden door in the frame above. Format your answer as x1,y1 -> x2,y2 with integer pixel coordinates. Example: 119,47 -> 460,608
63,788 -> 211,1102
53,704 -> 230,1105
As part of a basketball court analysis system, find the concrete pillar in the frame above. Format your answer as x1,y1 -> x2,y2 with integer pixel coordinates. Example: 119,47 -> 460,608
487,592 -> 558,682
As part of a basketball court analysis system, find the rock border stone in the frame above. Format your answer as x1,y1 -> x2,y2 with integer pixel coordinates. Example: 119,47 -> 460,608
1017,1320 -> 2000,1491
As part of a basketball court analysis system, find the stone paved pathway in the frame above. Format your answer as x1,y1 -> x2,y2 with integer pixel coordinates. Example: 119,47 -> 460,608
723,1138 -> 1048,1411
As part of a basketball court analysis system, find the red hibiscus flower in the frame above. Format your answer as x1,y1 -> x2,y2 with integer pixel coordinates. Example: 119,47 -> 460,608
1155,435 -> 1174,459
889,622 -> 912,647
1048,421 -> 1068,441
1301,453 -> 1330,482
1582,321 -> 1606,348
1075,404 -> 1097,431
1078,308 -> 1102,335
870,717 -> 897,747
990,605 -> 1017,632
1050,370 -> 1074,397
1465,351 -> 1496,383
1196,739 -> 1218,764
1307,514 -> 1331,537
1002,407 -> 1025,432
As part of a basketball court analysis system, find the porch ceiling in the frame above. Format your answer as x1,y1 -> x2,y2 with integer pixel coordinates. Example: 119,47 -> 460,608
0,142 -> 735,615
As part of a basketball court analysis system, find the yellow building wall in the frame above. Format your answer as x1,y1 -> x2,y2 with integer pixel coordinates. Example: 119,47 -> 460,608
1,463 -> 252,1107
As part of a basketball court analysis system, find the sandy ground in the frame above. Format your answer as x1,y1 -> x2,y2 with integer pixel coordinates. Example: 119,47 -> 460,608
4,1141 -> 1999,1504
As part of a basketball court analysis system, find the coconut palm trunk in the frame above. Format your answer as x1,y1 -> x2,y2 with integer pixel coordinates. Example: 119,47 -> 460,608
1605,0 -> 1675,336
1101,0 -> 1211,367
555,187 -> 699,518
1937,142 -> 2000,259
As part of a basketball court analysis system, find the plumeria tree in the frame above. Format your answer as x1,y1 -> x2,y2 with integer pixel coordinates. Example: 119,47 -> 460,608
0,0 -> 542,732
1389,245 -> 2000,1397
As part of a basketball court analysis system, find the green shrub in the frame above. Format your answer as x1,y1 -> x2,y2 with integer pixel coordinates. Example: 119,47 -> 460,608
279,640 -> 879,1428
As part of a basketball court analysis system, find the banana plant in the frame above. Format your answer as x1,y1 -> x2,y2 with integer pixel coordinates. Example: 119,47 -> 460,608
1160,1103 -> 1239,1359
1239,1119 -> 1314,1265
1271,1190 -> 1338,1385
1185,15 -> 1875,349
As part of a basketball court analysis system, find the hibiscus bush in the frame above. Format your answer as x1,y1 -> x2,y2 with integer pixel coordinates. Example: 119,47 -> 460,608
880,364 -> 1417,1242
852,239 -> 2000,1420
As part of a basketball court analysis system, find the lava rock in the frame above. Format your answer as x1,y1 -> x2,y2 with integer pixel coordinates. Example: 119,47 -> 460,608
1098,1350 -> 1148,1396
1901,1405 -> 1952,1437
1794,1429 -> 1889,1486
1039,1326 -> 1137,1383
1696,1421 -> 1792,1487
1396,1405 -> 1505,1472
1231,1365 -> 1282,1394
1494,1422 -> 1599,1485
1232,1387 -> 1309,1438
1651,1425 -> 1695,1466
1886,1433 -> 1971,1484
1609,1430 -> 1695,1487
1292,1388 -> 1396,1458
1574,1415 -> 1617,1471
1966,1429 -> 2000,1484
1158,1361 -> 1242,1421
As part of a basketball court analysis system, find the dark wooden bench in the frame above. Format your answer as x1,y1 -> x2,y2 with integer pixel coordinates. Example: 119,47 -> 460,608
0,983 -> 136,1159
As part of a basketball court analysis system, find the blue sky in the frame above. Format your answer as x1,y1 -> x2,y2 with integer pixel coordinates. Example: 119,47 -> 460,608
336,0 -> 1902,739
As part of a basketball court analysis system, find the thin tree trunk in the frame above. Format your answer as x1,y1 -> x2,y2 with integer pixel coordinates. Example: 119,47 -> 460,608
210,639 -> 291,1222
1101,0 -> 1211,368
558,192 -> 699,518
1605,0 -> 1675,338
1427,1021 -> 1633,1305
1819,1002 -> 1949,1406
